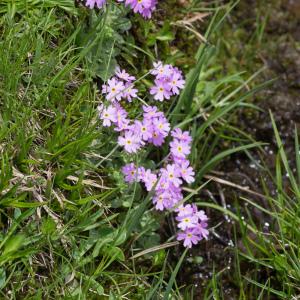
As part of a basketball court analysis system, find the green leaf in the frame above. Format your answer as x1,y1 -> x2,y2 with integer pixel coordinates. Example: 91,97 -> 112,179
3,234 -> 25,255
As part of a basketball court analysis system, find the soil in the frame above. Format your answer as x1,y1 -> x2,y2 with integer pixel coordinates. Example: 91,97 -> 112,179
177,0 -> 300,298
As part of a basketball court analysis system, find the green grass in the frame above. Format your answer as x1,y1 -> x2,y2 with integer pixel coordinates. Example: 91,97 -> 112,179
0,0 -> 299,299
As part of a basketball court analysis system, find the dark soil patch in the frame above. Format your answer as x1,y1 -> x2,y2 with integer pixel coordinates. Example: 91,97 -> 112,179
179,0 -> 300,297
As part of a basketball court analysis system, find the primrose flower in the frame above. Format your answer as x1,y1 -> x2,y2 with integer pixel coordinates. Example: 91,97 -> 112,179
177,160 -> 195,184
141,169 -> 157,191
118,130 -> 141,153
162,164 -> 182,188
122,163 -> 139,183
176,214 -> 198,231
99,62 -> 208,249
99,104 -> 117,127
152,117 -> 170,137
170,139 -> 191,159
171,128 -> 192,144
152,192 -> 170,211
87,0 -> 156,18
149,131 -> 166,146
102,77 -> 125,102
85,0 -> 106,9
177,228 -> 202,248
123,83 -> 138,102
115,67 -> 136,82
150,79 -> 172,101
121,0 -> 157,18
143,105 -> 164,120
151,61 -> 172,79
133,120 -> 153,141
114,104 -> 130,132
176,204 -> 194,217
169,72 -> 185,95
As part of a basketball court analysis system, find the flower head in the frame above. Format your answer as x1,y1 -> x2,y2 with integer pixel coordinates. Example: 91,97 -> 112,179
118,130 -> 142,153
85,0 -> 106,9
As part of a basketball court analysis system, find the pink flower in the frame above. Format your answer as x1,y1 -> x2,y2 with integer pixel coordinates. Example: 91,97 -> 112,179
151,61 -> 172,79
170,139 -> 191,159
114,104 -> 130,132
194,222 -> 209,240
85,0 -> 106,9
99,104 -> 117,127
153,117 -> 170,137
149,131 -> 165,146
115,67 -> 136,82
123,83 -> 138,102
171,128 -> 192,144
142,169 -> 157,191
122,163 -> 139,183
176,214 -> 198,231
102,77 -> 124,102
176,204 -> 194,217
162,164 -> 182,188
118,130 -> 141,153
143,105 -> 164,120
177,228 -> 202,248
178,160 -> 195,184
169,72 -> 185,95
150,79 -> 172,101
133,120 -> 153,141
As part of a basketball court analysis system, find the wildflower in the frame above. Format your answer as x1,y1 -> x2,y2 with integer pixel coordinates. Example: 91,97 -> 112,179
177,228 -> 202,248
171,128 -> 192,144
133,120 -> 153,141
177,160 -> 195,184
102,77 -> 124,102
141,169 -> 157,191
123,83 -> 138,102
151,61 -> 172,79
170,139 -> 191,159
149,131 -> 165,146
115,67 -> 136,82
122,0 -> 157,18
192,204 -> 209,222
99,104 -> 117,127
114,104 -> 130,132
176,214 -> 198,231
118,130 -> 141,153
169,72 -> 185,95
150,79 -> 172,101
85,0 -> 106,9
176,204 -> 194,217
152,192 -> 171,211
143,105 -> 164,120
122,163 -> 139,183
194,222 -> 209,240
152,117 -> 170,137
162,164 -> 182,187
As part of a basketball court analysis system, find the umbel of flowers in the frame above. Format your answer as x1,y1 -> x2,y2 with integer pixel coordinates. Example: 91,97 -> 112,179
98,62 -> 209,248
85,0 -> 157,19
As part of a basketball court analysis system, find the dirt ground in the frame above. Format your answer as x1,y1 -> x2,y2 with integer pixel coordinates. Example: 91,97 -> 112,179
177,0 -> 300,297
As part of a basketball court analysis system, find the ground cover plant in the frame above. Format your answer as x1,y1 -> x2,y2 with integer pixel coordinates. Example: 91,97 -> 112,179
0,0 -> 299,299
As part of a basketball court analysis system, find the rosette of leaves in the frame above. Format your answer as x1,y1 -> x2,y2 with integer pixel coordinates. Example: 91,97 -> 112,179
76,3 -> 131,80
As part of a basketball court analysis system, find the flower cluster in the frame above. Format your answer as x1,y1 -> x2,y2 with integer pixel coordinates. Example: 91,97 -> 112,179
121,128 -> 209,248
150,61 -> 185,101
98,64 -> 209,248
85,0 -> 157,19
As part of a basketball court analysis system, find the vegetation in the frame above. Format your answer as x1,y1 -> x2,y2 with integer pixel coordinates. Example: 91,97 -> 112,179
0,0 -> 299,299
